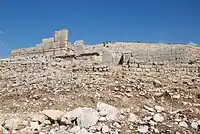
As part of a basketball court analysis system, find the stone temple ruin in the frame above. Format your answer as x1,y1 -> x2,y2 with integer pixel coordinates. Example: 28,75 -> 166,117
1,29 -> 200,74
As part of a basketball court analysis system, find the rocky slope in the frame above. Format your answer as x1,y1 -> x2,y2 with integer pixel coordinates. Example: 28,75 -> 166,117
0,62 -> 199,133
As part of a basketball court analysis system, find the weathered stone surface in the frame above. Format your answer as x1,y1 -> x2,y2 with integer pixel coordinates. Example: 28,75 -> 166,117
30,121 -> 41,131
153,79 -> 162,88
102,125 -> 109,133
97,102 -> 119,121
144,105 -> 155,112
154,105 -> 164,112
137,125 -> 149,133
43,120 -> 51,125
191,121 -> 198,129
69,126 -> 80,133
41,110 -> 64,121
74,40 -> 85,56
179,121 -> 188,128
128,113 -> 138,122
32,114 -> 47,123
65,107 -> 99,128
102,51 -> 113,65
153,114 -> 164,122
4,118 -> 25,130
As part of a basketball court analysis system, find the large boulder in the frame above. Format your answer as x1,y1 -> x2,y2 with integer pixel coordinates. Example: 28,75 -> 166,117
97,102 -> 120,121
64,107 -> 99,128
32,113 -> 47,123
4,118 -> 27,131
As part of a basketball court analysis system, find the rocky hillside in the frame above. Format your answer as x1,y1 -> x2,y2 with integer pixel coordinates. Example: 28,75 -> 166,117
0,60 -> 199,134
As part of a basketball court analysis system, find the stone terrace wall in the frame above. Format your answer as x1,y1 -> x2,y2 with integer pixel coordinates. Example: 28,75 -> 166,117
86,42 -> 200,75
88,42 -> 200,65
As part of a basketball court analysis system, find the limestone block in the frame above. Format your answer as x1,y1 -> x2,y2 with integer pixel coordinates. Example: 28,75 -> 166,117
42,38 -> 54,49
54,31 -> 61,42
54,49 -> 67,56
112,53 -> 122,65
123,53 -> 131,64
51,42 -> 60,49
102,51 -> 113,65
74,40 -> 85,55
59,30 -> 68,48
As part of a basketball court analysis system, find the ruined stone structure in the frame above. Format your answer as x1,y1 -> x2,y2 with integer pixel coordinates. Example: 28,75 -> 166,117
2,29 -> 200,75
11,29 -> 69,58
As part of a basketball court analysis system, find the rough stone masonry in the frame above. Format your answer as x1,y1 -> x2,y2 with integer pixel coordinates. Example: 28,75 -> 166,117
7,28 -> 200,75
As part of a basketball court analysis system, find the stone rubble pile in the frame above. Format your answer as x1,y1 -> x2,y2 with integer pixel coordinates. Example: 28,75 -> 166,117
0,102 -> 199,134
0,102 -> 121,134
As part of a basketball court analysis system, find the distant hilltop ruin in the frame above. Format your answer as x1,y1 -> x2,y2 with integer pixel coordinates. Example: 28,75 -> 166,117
10,29 -> 200,65
11,29 -> 70,57
0,28 -> 199,74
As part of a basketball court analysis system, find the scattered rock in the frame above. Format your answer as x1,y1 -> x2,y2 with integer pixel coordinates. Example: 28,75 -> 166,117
69,126 -> 81,133
113,122 -> 121,128
102,125 -> 109,133
154,105 -> 164,112
60,117 -> 71,125
43,120 -> 51,125
30,121 -> 41,131
179,121 -> 188,128
153,114 -> 164,122
0,125 -> 8,134
191,121 -> 198,129
144,105 -> 155,112
66,107 -> 99,128
97,102 -> 119,121
99,117 -> 107,122
153,79 -> 162,88
173,94 -> 181,99
137,125 -> 149,133
128,113 -> 138,122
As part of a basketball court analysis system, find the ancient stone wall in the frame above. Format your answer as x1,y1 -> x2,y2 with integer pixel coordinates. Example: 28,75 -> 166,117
8,29 -> 200,76
11,29 -> 69,58
97,42 -> 199,65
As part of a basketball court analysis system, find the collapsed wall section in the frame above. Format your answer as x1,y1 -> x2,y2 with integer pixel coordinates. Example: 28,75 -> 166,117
98,42 -> 193,65
11,29 -> 69,58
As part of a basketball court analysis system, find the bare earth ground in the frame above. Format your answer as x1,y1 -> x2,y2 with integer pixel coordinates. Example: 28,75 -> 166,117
0,65 -> 200,133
